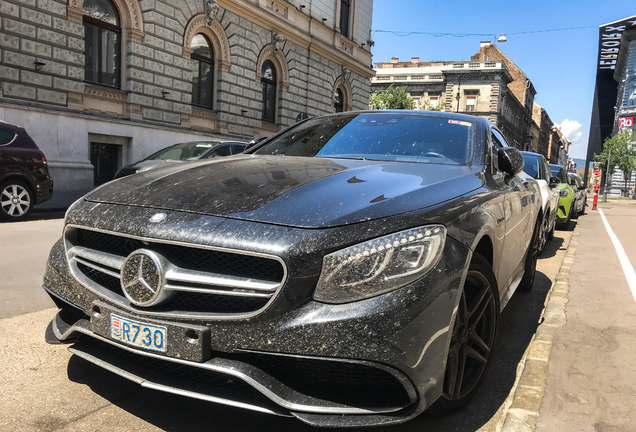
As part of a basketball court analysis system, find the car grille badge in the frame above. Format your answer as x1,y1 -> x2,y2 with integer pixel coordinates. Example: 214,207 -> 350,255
149,213 -> 167,223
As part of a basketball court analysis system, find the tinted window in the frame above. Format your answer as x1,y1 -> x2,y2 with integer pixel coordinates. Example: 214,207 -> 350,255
543,160 -> 551,181
148,142 -> 216,161
255,113 -> 475,165
232,144 -> 246,154
521,154 -> 540,179
206,145 -> 231,157
0,128 -> 16,145
550,166 -> 568,183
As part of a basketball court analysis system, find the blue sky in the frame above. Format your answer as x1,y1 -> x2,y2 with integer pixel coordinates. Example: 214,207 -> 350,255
370,0 -> 632,159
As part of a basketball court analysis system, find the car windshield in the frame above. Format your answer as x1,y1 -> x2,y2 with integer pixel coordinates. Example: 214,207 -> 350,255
147,142 -> 217,161
254,113 -> 475,165
522,154 -> 540,179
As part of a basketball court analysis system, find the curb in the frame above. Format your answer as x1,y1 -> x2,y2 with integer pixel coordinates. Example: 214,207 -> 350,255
497,225 -> 581,432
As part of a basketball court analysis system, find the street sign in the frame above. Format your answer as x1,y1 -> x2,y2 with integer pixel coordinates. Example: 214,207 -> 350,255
594,170 -> 600,176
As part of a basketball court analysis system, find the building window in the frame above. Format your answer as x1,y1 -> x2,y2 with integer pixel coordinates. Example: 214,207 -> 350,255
466,95 -> 476,112
83,0 -> 121,88
191,34 -> 214,109
429,96 -> 439,109
334,89 -> 344,113
261,61 -> 277,123
339,0 -> 351,38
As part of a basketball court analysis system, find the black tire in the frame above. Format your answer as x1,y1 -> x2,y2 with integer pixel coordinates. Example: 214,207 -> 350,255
578,197 -> 587,216
546,213 -> 556,240
428,253 -> 499,416
570,202 -> 579,219
0,180 -> 34,222
519,216 -> 540,292
556,205 -> 571,230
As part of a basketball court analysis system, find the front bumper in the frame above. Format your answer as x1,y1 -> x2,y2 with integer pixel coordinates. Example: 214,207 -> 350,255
43,209 -> 469,427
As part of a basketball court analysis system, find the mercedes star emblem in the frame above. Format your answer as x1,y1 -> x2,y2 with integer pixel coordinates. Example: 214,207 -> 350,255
149,213 -> 167,223
120,249 -> 172,307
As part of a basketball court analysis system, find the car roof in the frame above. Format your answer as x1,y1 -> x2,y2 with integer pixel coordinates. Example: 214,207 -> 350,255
519,151 -> 543,159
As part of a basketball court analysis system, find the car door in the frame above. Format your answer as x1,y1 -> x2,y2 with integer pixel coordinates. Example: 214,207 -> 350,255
491,129 -> 534,294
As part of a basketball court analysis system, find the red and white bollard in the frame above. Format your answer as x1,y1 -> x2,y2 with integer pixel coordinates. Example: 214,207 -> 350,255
592,184 -> 600,210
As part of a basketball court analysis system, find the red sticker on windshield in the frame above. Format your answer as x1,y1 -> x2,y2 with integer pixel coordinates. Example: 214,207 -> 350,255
449,120 -> 472,127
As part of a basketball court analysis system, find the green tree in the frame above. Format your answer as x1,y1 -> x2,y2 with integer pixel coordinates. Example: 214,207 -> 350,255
594,130 -> 636,196
369,85 -> 416,110
419,99 -> 446,112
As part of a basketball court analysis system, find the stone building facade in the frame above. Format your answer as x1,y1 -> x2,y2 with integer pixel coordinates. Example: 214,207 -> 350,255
371,55 -> 531,150
0,0 -> 374,207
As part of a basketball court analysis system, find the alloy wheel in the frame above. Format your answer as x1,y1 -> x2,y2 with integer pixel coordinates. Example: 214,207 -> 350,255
443,270 -> 497,400
0,184 -> 32,218
538,214 -> 548,253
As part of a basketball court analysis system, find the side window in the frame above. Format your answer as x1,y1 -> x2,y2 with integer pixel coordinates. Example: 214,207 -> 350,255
543,160 -> 551,181
0,128 -> 16,145
206,145 -> 231,158
232,145 -> 245,154
490,129 -> 505,172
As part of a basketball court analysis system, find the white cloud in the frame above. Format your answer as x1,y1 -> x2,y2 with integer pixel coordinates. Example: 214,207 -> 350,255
555,119 -> 586,159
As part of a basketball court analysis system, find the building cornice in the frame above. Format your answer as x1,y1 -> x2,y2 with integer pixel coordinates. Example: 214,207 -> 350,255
216,0 -> 374,79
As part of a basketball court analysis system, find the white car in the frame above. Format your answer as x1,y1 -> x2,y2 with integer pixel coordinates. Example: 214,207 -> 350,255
520,151 -> 560,253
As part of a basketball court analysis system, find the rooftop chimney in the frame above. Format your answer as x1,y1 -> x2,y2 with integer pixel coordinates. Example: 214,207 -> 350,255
411,57 -> 419,63
480,40 -> 491,48
391,57 -> 399,63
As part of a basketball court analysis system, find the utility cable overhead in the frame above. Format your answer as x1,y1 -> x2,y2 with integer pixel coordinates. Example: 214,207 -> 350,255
371,25 -> 598,39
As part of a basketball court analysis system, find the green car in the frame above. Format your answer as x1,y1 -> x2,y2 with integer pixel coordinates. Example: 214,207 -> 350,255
549,164 -> 575,228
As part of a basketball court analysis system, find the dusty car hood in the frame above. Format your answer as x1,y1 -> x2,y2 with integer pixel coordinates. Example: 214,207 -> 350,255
86,155 -> 484,228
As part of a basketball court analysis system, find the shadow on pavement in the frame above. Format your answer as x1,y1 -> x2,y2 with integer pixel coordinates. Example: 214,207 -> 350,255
0,210 -> 66,223
66,261 -> 553,432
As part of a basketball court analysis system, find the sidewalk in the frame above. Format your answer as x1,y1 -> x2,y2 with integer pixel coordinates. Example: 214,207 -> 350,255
534,202 -> 636,431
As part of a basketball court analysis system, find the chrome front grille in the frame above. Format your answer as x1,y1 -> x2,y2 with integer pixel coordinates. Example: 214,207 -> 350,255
65,226 -> 286,318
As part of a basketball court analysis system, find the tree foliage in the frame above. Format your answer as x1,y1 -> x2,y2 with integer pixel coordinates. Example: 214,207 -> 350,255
369,85 -> 416,110
594,130 -> 636,195
419,99 -> 446,112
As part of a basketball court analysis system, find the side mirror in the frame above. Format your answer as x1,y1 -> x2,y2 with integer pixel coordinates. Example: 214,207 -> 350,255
498,147 -> 524,178
549,176 -> 561,188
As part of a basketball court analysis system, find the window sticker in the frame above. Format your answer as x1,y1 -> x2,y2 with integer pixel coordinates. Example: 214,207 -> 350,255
448,120 -> 472,127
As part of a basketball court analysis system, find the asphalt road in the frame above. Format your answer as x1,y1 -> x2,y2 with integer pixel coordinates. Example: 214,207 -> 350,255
0,216 -> 574,432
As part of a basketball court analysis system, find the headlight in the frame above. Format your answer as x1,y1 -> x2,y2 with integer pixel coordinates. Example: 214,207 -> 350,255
559,188 -> 569,197
313,225 -> 446,304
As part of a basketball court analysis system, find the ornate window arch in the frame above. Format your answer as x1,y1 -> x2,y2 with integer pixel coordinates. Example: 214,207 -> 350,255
255,45 -> 290,91
255,45 -> 289,124
190,34 -> 215,109
333,73 -> 353,112
83,0 -> 122,88
69,0 -> 144,42
183,15 -> 231,72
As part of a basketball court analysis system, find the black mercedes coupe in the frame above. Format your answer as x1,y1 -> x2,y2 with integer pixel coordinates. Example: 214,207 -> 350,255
43,111 -> 542,427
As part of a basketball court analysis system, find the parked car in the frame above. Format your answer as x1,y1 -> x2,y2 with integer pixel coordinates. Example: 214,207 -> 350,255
520,152 -> 560,253
0,120 -> 53,221
568,173 -> 588,216
549,164 -> 577,228
43,111 -> 542,427
114,140 -> 247,179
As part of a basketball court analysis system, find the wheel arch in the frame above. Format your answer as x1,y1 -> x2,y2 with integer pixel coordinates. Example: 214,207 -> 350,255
0,173 -> 37,198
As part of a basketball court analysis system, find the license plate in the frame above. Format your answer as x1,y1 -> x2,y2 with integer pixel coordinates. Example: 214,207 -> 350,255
110,314 -> 167,353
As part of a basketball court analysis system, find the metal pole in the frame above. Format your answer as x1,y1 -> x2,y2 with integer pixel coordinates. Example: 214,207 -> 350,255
602,148 -> 611,202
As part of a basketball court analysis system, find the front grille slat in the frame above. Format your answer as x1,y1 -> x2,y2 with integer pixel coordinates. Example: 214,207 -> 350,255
68,227 -> 286,317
